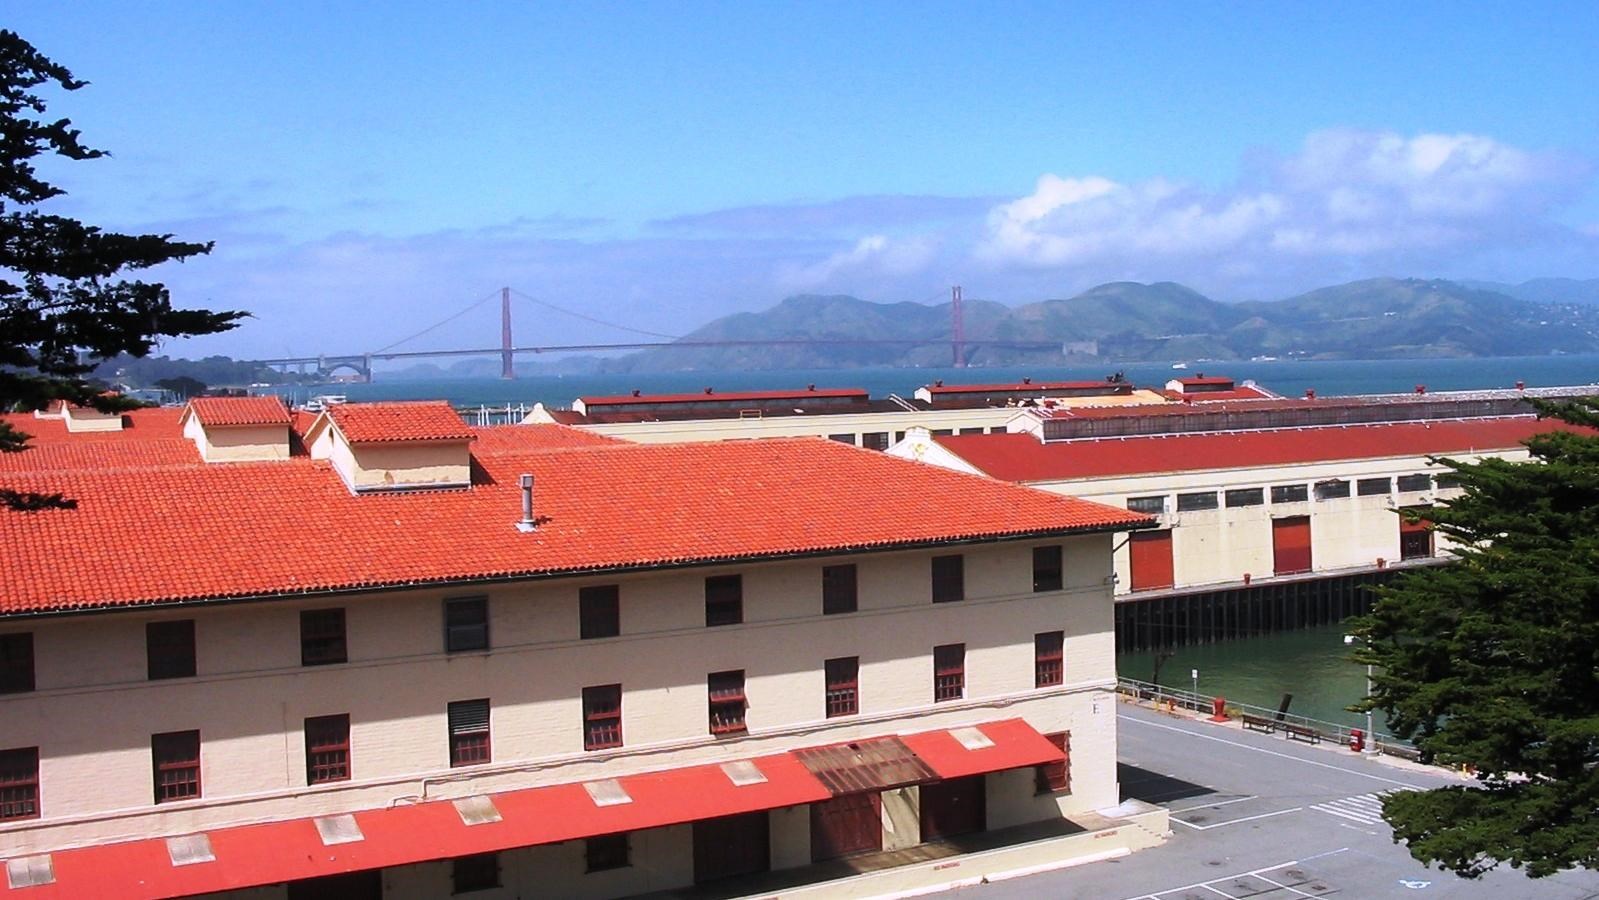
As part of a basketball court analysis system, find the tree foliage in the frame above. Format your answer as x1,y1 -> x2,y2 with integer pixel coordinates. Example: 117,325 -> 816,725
0,30 -> 244,509
1349,397 -> 1599,878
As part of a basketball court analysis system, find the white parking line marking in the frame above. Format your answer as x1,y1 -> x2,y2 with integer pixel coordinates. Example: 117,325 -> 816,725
1121,714 -> 1427,789
1172,806 -> 1304,830
1166,794 -> 1257,813
1112,853 -> 1349,900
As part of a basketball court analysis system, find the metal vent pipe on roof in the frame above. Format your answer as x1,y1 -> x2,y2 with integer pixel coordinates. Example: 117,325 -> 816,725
517,473 -> 536,532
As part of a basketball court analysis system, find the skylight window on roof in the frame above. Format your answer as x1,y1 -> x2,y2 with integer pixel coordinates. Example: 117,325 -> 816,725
583,779 -> 633,807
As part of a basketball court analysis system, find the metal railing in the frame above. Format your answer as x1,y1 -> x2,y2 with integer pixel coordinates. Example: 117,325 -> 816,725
1117,676 -> 1414,758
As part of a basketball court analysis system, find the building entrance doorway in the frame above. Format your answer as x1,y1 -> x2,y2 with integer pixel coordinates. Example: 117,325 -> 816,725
693,810 -> 771,883
810,791 -> 883,861
920,775 -> 986,841
285,870 -> 381,900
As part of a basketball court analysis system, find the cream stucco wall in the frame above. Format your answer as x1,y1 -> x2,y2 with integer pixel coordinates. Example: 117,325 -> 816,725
308,425 -> 470,490
0,536 -> 1119,864
182,416 -> 291,462
61,406 -> 122,432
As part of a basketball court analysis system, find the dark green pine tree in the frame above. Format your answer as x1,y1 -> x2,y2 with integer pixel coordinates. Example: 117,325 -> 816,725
1349,397 -> 1599,878
0,30 -> 244,510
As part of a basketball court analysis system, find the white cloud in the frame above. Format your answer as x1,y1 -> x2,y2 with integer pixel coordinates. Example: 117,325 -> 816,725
777,233 -> 940,290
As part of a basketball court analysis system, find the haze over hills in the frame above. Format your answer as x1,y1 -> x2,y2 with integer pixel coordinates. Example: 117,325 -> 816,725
607,277 -> 1599,372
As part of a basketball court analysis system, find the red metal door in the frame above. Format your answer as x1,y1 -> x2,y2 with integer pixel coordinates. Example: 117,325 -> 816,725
1272,516 -> 1312,575
920,775 -> 986,841
693,811 -> 771,884
811,791 -> 883,861
1129,529 -> 1175,591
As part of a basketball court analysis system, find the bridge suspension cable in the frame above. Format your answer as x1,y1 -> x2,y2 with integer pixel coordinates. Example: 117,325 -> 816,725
508,288 -> 682,340
371,289 -> 503,354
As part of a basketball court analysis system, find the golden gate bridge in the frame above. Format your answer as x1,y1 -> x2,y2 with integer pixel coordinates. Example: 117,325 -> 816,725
256,287 -> 1062,381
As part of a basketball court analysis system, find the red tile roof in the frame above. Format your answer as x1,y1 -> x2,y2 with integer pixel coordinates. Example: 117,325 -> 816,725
1159,385 -> 1278,402
936,417 -> 1584,482
0,407 -> 186,444
468,423 -> 623,453
580,387 -> 869,407
924,380 -> 1115,394
184,396 -> 292,427
0,439 -> 200,472
322,402 -> 475,444
0,438 -> 1145,615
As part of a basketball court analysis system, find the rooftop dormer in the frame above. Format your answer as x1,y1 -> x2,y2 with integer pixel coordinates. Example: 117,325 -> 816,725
180,397 -> 293,462
58,401 -> 125,433
303,401 -> 475,492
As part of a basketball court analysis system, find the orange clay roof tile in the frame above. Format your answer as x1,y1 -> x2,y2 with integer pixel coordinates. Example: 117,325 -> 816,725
325,401 -> 475,443
185,396 -> 292,427
0,437 -> 1145,615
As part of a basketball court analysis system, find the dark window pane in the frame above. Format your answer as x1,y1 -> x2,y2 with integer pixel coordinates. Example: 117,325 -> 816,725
583,684 -> 623,750
580,585 -> 621,639
300,609 -> 346,666
1356,477 -> 1392,496
705,575 -> 743,627
0,633 -> 34,694
1224,488 -> 1264,508
1271,484 -> 1309,503
861,432 -> 890,451
708,670 -> 747,735
931,555 -> 964,603
827,433 -> 856,445
822,564 -> 858,615
0,747 -> 40,821
824,656 -> 858,718
448,699 -> 491,766
1034,631 -> 1063,687
1032,546 -> 1063,592
305,714 -> 350,784
147,620 -> 196,680
1126,496 -> 1166,514
1397,474 -> 1432,492
586,834 -> 630,872
933,643 -> 964,702
452,853 -> 500,893
1176,492 -> 1219,512
1314,479 -> 1350,500
152,730 -> 201,803
444,597 -> 489,652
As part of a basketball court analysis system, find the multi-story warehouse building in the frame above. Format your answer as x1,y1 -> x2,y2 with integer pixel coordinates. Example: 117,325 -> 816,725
888,399 -> 1587,653
0,398 -> 1162,899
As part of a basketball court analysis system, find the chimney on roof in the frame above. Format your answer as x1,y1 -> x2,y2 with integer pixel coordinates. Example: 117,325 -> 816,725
1414,384 -> 1426,394
704,387 -> 713,395
934,379 -> 943,387
1305,388 -> 1316,400
807,383 -> 816,391
516,473 -> 536,532
1515,380 -> 1525,391
631,389 -> 640,397
1022,376 -> 1032,385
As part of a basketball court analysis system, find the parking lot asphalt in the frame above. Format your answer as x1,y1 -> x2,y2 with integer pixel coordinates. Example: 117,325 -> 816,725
949,702 -> 1599,900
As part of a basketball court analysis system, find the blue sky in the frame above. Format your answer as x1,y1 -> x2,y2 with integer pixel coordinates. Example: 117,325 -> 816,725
10,2 -> 1599,357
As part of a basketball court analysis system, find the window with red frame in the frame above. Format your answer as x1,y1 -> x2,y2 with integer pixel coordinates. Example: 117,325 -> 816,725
146,620 -> 196,680
824,656 -> 859,718
708,670 -> 747,735
1035,732 -> 1070,793
0,632 -> 34,694
0,747 -> 39,821
448,699 -> 491,767
933,643 -> 964,702
583,685 -> 623,750
152,730 -> 201,804
304,714 -> 351,784
1035,631 -> 1064,688
299,608 -> 347,666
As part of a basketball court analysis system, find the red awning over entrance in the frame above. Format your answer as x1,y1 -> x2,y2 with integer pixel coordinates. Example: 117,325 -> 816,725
898,718 -> 1065,780
6,719 -> 1061,898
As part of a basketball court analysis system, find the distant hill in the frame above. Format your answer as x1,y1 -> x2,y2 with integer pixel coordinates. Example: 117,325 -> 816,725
606,277 -> 1599,371
1461,277 -> 1599,306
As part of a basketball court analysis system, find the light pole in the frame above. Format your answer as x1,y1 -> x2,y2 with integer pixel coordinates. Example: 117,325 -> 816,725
1344,634 -> 1378,757
1191,668 -> 1199,711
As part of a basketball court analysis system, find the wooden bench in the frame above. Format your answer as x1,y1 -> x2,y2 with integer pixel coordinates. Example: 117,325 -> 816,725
1282,723 -> 1321,744
1240,713 -> 1277,734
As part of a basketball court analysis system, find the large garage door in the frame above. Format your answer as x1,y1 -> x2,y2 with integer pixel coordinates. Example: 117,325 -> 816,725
1129,529 -> 1175,591
810,791 -> 883,861
920,776 -> 986,842
693,810 -> 770,884
1272,516 -> 1312,575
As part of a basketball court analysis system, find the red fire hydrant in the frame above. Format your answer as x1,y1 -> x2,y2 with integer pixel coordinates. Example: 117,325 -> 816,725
1210,697 -> 1229,722
1350,728 -> 1365,753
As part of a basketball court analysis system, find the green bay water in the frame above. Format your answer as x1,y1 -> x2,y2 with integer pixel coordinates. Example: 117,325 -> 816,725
1117,623 -> 1391,735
